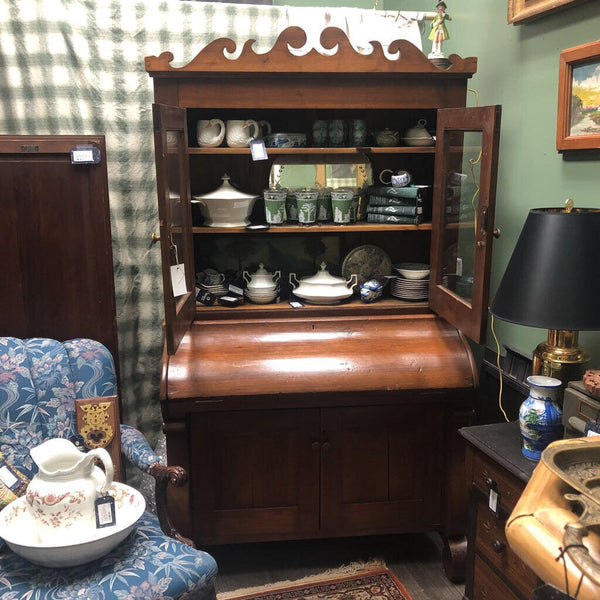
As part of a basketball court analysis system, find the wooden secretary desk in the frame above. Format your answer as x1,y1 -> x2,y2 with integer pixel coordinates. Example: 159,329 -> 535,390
145,27 -> 501,579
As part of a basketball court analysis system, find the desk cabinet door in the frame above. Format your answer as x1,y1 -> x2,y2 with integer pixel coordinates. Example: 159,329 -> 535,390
320,404 -> 444,535
191,409 -> 320,544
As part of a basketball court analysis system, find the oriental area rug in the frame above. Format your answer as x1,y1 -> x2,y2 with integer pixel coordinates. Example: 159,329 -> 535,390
218,565 -> 413,600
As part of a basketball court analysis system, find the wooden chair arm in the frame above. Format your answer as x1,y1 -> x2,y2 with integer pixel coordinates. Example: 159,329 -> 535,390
147,463 -> 196,548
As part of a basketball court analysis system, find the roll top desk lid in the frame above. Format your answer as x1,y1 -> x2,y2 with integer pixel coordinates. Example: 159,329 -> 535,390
161,314 -> 477,402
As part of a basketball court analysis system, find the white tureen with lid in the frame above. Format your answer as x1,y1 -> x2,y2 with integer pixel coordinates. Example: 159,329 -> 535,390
192,174 -> 258,227
289,262 -> 358,304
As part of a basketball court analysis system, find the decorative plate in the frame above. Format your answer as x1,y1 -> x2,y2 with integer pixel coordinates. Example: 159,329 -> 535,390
341,245 -> 393,288
0,482 -> 145,568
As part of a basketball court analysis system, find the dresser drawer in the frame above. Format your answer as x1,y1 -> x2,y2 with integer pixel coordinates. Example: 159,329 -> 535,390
475,497 -> 539,598
473,554 -> 522,600
472,451 -> 524,513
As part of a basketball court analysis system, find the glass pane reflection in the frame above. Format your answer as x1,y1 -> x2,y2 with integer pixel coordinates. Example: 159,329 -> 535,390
440,131 -> 483,302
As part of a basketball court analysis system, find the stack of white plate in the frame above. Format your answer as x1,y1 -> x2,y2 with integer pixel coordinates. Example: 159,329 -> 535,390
199,282 -> 228,298
245,287 -> 279,304
390,277 -> 429,301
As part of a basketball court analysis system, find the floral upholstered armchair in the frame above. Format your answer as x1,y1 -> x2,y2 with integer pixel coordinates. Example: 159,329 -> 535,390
0,337 -> 217,600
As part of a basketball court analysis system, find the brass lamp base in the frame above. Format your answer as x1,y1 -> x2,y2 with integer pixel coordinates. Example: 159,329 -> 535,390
532,329 -> 589,385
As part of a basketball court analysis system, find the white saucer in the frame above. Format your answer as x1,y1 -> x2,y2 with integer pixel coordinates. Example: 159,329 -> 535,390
0,482 -> 145,568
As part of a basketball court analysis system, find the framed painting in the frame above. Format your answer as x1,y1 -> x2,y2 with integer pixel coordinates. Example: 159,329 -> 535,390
507,0 -> 590,24
557,40 -> 600,152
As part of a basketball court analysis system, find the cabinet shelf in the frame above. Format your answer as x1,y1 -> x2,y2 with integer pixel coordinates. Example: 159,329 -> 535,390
196,296 -> 429,319
188,146 -> 435,155
191,222 -> 432,234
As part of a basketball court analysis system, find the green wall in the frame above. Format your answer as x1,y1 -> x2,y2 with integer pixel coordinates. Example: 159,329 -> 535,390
278,0 -> 600,369
403,0 -> 600,368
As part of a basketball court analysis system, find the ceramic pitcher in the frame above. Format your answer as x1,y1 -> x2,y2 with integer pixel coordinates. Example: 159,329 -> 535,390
226,119 -> 260,148
197,118 -> 226,148
25,438 -> 114,544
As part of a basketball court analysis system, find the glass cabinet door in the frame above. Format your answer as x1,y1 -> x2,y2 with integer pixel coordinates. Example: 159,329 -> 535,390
429,106 -> 501,344
153,103 -> 195,355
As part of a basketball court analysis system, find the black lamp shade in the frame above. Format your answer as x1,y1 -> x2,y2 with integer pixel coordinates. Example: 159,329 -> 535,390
490,208 -> 600,331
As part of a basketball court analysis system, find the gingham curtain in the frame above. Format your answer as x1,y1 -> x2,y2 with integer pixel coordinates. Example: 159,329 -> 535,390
0,0 -> 423,444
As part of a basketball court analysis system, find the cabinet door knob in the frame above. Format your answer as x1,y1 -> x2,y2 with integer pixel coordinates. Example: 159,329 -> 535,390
493,228 -> 501,238
311,441 -> 320,450
322,441 -> 331,451
492,539 -> 506,553
485,477 -> 498,491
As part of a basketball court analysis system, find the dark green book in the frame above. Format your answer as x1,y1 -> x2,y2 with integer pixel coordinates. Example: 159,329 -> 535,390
367,213 -> 423,224
367,194 -> 424,207
366,184 -> 430,199
367,204 -> 422,216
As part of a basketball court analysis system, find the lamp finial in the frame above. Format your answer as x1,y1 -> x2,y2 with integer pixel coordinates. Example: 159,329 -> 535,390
564,198 -> 574,212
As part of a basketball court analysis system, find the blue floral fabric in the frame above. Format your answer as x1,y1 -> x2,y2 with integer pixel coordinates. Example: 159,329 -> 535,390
0,512 -> 218,600
0,337 -> 217,599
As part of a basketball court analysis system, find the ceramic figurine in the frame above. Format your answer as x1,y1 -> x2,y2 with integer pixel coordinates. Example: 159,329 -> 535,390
428,1 -> 451,59
360,279 -> 384,303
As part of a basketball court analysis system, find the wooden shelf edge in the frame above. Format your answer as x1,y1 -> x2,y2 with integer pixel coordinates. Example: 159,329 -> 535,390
195,297 -> 430,320
191,223 -> 432,234
188,146 -> 435,155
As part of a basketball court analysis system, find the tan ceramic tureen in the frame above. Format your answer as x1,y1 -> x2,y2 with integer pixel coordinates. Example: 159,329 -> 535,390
192,174 -> 258,227
289,262 -> 357,304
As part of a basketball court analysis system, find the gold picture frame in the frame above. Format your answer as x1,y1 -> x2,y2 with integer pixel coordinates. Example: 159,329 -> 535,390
507,0 -> 589,24
557,40 -> 600,152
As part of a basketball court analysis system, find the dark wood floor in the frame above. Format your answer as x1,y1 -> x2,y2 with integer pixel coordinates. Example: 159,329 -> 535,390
210,533 -> 465,600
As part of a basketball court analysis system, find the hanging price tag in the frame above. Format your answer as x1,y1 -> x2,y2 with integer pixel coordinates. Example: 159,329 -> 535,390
95,495 -> 116,528
171,264 -> 187,297
488,488 -> 499,514
250,139 -> 268,161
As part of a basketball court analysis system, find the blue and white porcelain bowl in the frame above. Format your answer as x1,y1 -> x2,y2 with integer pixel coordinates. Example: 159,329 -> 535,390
265,133 -> 307,148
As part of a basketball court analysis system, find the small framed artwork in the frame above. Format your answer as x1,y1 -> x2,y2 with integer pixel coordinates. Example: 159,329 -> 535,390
507,0 -> 589,24
557,40 -> 600,152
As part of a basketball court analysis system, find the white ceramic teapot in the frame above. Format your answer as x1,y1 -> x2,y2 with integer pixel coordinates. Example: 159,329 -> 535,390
25,438 -> 114,545
243,263 -> 281,291
289,262 -> 357,304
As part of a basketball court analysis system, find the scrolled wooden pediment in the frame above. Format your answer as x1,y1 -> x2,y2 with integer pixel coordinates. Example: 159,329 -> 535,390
145,26 -> 476,77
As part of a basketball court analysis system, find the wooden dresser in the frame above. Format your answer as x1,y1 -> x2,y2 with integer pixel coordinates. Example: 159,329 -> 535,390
461,422 -> 540,600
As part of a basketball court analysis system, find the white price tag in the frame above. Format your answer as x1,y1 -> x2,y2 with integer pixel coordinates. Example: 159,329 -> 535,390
95,495 -> 116,528
250,139 -> 268,161
72,149 -> 94,163
170,264 -> 188,297
0,465 -> 18,489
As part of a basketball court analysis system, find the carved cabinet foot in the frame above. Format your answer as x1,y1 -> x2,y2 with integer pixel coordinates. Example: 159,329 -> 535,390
442,535 -> 467,583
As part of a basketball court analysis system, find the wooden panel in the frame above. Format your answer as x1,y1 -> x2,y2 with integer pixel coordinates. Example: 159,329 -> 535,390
0,135 -> 118,364
471,452 -> 524,513
475,497 -> 538,598
177,78 -> 469,110
190,409 -> 320,544
163,315 -> 476,401
320,403 -> 444,535
473,555 -> 522,600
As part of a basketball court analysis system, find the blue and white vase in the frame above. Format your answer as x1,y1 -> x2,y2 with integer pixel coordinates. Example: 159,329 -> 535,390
519,375 -> 563,461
